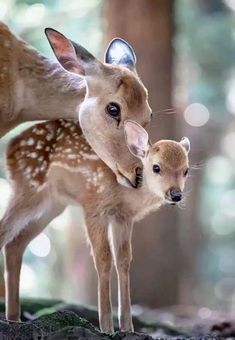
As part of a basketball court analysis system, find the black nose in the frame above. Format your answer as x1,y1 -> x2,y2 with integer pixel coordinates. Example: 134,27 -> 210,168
170,189 -> 182,202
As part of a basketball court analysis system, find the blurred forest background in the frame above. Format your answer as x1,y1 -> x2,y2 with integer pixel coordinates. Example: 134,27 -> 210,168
1,0 -> 235,321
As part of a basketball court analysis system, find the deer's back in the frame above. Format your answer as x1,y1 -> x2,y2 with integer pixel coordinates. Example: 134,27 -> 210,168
6,120 -> 113,194
0,22 -> 19,118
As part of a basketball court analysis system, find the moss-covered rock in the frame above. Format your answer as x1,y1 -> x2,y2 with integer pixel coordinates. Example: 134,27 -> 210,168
0,311 -> 157,340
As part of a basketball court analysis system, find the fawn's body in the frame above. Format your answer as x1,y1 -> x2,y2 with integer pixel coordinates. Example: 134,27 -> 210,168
0,22 -> 151,186
1,119 -> 190,333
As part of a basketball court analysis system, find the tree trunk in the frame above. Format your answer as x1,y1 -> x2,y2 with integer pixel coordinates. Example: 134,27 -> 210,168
103,0 -> 180,308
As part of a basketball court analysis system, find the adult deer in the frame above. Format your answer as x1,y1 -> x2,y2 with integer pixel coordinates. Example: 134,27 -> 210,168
1,119 -> 190,332
0,22 -> 151,186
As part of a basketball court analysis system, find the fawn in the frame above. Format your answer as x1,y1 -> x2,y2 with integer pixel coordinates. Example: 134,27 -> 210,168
0,22 -> 151,187
0,119 -> 190,333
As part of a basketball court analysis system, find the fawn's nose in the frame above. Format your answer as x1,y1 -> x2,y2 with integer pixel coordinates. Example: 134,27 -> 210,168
169,189 -> 182,202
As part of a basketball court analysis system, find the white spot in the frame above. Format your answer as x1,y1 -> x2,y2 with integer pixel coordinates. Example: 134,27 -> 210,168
27,138 -> 35,146
29,152 -> 38,159
80,151 -> 99,160
36,141 -> 44,150
97,185 -> 105,193
24,166 -> 32,174
20,140 -> 27,147
57,132 -> 64,141
45,146 -> 50,152
40,164 -> 46,172
34,128 -> 45,136
64,148 -> 72,153
64,122 -> 73,128
46,133 -> 54,141
68,154 -> 77,159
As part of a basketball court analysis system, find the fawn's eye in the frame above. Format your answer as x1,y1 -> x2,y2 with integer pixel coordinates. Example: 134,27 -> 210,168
153,164 -> 161,174
106,102 -> 121,121
184,168 -> 189,176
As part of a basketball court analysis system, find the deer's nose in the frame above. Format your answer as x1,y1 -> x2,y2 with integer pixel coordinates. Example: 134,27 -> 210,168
170,189 -> 182,202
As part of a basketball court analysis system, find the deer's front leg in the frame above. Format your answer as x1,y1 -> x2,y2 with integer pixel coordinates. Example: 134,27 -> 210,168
86,216 -> 114,333
109,218 -> 133,332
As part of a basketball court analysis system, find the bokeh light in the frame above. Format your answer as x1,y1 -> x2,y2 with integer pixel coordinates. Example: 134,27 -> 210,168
224,0 -> 235,11
215,278 -> 235,302
222,132 -> 235,160
226,80 -> 235,114
29,233 -> 51,257
20,264 -> 36,294
23,4 -> 46,27
205,156 -> 233,185
184,103 -> 210,127
49,208 -> 72,231
198,307 -> 212,319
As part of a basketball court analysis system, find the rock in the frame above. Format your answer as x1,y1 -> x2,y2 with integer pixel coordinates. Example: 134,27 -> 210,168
46,326 -> 107,340
0,311 -> 156,340
0,318 -> 43,339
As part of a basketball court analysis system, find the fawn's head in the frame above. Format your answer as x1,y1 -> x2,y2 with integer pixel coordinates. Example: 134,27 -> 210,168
45,29 -> 151,187
124,121 -> 190,204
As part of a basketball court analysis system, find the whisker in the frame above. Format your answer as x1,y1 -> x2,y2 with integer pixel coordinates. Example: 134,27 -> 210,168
178,201 -> 186,210
190,162 -> 205,170
151,107 -> 177,115
183,190 -> 192,197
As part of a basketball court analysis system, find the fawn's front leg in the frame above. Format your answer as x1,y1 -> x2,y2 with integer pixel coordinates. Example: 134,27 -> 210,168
85,215 -> 113,333
109,218 -> 133,332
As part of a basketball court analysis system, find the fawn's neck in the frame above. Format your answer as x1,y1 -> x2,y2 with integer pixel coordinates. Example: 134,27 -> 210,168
18,41 -> 86,121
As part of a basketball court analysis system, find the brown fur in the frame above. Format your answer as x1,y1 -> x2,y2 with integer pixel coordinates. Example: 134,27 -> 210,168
1,119 -> 189,333
0,22 -> 151,187
153,141 -> 188,170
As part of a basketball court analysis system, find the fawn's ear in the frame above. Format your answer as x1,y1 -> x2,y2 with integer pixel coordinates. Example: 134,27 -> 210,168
124,120 -> 149,159
180,137 -> 190,153
105,38 -> 136,71
45,28 -> 100,76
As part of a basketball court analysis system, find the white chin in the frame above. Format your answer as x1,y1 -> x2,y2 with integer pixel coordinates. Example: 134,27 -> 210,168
116,173 -> 133,188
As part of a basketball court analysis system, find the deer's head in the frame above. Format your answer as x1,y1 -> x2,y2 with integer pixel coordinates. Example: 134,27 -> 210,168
45,29 -> 151,187
124,121 -> 190,204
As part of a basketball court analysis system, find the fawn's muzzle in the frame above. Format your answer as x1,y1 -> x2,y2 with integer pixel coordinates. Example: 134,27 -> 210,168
169,188 -> 182,202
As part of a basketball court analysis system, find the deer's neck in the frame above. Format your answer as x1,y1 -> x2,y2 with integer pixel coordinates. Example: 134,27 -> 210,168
18,42 -> 86,121
117,184 -> 163,222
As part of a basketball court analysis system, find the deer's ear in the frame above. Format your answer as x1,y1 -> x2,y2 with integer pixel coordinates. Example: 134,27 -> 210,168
180,137 -> 190,153
105,38 -> 136,71
124,120 -> 149,159
45,28 -> 98,76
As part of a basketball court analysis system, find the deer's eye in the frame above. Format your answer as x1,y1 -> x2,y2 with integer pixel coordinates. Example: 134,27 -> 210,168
106,102 -> 121,121
153,164 -> 161,174
184,168 -> 189,176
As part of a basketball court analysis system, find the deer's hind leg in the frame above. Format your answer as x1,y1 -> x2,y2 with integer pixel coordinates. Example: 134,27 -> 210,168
3,203 -> 64,321
0,190 -> 49,249
85,214 -> 113,334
